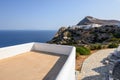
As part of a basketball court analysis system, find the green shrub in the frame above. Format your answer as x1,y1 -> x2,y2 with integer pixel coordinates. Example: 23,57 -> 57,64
108,43 -> 119,48
113,33 -> 120,38
89,44 -> 102,50
109,38 -> 118,41
109,38 -> 120,43
97,44 -> 102,49
102,45 -> 108,49
76,46 -> 91,55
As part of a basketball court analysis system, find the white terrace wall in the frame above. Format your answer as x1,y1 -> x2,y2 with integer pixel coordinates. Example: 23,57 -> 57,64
56,47 -> 76,80
32,42 -> 74,55
0,42 -> 34,59
0,42 -> 76,80
32,42 -> 76,80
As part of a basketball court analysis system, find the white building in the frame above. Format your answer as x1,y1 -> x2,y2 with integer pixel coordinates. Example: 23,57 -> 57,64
70,24 -> 102,29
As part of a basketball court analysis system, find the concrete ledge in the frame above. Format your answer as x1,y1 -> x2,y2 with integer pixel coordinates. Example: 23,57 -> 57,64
32,42 -> 74,55
0,42 -> 34,59
0,42 -> 76,80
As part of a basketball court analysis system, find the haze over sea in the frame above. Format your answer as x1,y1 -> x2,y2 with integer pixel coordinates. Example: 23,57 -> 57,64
0,30 -> 56,47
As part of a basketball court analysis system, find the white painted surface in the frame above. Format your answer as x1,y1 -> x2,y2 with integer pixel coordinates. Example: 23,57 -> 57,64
0,42 -> 76,80
32,43 -> 76,80
32,42 -> 73,55
71,24 -> 102,29
0,42 -> 34,59
56,47 -> 76,80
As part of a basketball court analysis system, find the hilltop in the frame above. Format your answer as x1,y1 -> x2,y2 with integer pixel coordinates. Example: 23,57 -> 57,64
48,16 -> 120,46
77,16 -> 120,26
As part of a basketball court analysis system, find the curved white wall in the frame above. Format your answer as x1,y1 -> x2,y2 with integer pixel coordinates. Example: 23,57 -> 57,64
0,42 -> 34,59
56,47 -> 76,80
0,42 -> 76,80
32,42 -> 73,55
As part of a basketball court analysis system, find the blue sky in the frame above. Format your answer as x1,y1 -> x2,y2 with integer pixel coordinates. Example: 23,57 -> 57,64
0,0 -> 120,30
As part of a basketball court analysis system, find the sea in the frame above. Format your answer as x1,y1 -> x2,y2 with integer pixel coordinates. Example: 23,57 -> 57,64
0,30 -> 57,48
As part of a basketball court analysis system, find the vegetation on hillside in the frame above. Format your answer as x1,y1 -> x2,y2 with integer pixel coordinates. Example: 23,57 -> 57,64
108,43 -> 119,48
48,25 -> 120,56
76,46 -> 91,55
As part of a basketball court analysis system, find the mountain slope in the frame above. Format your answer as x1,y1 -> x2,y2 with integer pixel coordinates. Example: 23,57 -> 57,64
48,25 -> 120,45
48,16 -> 120,45
77,16 -> 120,25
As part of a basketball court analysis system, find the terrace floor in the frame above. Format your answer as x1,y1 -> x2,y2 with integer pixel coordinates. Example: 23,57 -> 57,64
0,51 -> 67,80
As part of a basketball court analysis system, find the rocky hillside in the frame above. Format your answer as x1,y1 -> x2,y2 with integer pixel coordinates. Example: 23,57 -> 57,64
77,16 -> 120,26
48,16 -> 120,45
48,25 -> 120,45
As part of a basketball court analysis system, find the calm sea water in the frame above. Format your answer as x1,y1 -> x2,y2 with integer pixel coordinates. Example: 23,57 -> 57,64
0,30 -> 56,47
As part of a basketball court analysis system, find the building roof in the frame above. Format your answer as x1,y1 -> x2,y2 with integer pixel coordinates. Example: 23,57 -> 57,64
0,51 -> 67,80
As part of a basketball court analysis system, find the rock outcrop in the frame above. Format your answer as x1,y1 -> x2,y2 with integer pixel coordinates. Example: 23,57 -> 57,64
48,16 -> 120,45
77,16 -> 120,26
48,25 -> 120,45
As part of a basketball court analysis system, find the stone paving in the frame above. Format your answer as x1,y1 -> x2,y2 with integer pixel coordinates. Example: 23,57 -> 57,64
79,49 -> 115,80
